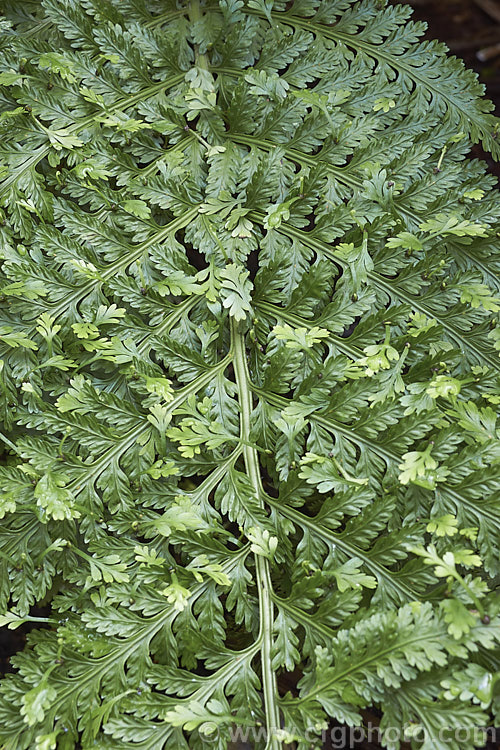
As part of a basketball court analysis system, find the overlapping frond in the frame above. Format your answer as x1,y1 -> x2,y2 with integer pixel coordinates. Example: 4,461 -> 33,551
0,1 -> 499,748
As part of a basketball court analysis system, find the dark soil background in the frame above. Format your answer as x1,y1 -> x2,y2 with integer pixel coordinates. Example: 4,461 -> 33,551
1,1 -> 499,748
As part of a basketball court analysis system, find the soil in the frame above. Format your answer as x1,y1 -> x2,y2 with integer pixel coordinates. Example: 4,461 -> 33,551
1,2 -> 500,748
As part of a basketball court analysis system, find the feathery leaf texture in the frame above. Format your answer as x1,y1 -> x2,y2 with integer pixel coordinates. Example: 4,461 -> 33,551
0,1 -> 499,748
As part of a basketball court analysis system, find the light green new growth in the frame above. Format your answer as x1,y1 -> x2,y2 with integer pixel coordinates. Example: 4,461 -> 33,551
0,1 -> 499,748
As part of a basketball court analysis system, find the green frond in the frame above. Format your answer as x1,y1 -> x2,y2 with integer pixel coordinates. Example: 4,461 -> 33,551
0,1 -> 499,748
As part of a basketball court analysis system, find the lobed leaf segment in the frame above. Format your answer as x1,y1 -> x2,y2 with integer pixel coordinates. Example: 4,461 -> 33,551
0,1 -> 499,748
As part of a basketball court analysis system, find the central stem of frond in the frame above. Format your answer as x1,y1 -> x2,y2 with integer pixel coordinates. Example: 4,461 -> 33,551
231,318 -> 282,750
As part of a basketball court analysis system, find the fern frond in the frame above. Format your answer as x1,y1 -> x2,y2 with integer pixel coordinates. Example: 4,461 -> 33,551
1,1 -> 499,748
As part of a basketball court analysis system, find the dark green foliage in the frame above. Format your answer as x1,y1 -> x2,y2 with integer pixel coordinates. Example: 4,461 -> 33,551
0,1 -> 499,748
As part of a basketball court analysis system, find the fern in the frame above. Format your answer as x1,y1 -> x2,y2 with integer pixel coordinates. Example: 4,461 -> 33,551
0,1 -> 499,748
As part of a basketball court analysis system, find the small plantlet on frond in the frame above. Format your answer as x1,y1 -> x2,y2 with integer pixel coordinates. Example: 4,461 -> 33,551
0,1 -> 499,749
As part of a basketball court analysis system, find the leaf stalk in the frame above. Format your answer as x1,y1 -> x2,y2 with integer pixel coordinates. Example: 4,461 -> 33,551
231,318 -> 282,750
